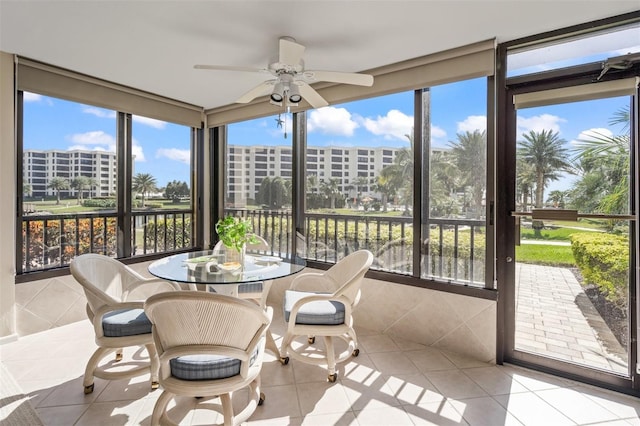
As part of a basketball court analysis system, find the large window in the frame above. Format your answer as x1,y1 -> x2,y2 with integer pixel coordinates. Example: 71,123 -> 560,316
422,78 -> 487,286
219,80 -> 490,290
131,115 -> 193,255
19,93 -> 195,274
224,115 -> 293,256
304,93 -> 415,271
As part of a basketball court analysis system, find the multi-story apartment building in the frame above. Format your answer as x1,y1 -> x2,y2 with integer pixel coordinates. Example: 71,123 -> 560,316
23,149 -> 117,199
226,145 -> 401,206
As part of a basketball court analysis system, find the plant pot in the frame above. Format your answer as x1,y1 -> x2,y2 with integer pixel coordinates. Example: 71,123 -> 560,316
220,243 -> 246,268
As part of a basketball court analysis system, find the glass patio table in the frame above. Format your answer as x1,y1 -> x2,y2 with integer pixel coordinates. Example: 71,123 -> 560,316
148,250 -> 307,297
149,250 -> 306,356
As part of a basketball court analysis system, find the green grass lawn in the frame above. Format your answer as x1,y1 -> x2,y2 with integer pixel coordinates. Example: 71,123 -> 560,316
520,227 -> 583,241
26,198 -> 192,214
516,244 -> 575,267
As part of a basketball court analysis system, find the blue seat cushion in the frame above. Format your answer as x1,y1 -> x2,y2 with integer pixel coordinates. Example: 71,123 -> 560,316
207,282 -> 263,294
170,347 -> 260,381
239,282 -> 263,294
283,290 -> 345,325
170,355 -> 241,381
102,308 -> 152,337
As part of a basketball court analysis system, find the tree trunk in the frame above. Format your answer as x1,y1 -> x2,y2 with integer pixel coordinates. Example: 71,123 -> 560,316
535,172 -> 545,208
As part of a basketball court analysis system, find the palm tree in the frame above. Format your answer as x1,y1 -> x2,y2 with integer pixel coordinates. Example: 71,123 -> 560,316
516,159 -> 536,211
350,176 -> 370,207
383,133 -> 414,214
71,176 -> 90,204
372,169 -> 399,213
257,176 -> 289,209
306,173 -> 318,194
320,178 -> 342,209
547,190 -> 567,208
47,177 -> 69,205
22,183 -> 32,197
571,106 -> 630,216
132,173 -> 157,208
86,177 -> 98,199
428,150 -> 462,217
517,129 -> 573,208
449,130 -> 486,217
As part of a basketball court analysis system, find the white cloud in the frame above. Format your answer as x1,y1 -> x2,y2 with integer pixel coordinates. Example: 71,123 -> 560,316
67,130 -> 145,161
362,109 -> 413,141
431,125 -> 446,139
130,138 -> 146,162
156,148 -> 191,165
517,113 -> 565,135
133,115 -> 167,129
82,108 -> 166,129
68,144 -> 109,152
457,115 -> 486,133
132,143 -> 146,162
69,130 -> 115,145
429,124 -> 448,147
307,107 -> 359,136
23,92 -> 43,102
83,106 -> 115,119
570,127 -> 614,146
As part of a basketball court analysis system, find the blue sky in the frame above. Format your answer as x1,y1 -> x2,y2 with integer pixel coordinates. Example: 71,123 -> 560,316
20,23 -> 638,189
23,93 -> 192,187
23,77 -> 629,192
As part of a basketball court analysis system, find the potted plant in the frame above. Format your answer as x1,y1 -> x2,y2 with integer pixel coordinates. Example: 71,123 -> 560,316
214,216 -> 259,265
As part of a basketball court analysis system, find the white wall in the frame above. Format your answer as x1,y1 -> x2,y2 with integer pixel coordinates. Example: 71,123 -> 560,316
0,51 -> 17,341
269,267 -> 497,363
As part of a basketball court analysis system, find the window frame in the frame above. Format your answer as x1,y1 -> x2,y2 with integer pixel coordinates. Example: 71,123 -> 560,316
15,91 -> 202,282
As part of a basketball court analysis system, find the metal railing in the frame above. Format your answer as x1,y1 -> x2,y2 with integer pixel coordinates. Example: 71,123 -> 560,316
22,206 -> 484,285
225,208 -> 486,286
21,209 -> 193,272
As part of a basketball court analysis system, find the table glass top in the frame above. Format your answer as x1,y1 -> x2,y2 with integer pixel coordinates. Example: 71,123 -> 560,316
148,250 -> 306,284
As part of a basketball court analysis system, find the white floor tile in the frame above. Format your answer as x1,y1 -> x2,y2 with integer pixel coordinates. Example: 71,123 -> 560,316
4,321 -> 640,426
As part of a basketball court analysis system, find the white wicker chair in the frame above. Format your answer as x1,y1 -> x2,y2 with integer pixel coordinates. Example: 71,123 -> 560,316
70,253 -> 180,394
144,291 -> 272,426
279,249 -> 373,382
213,235 -> 273,308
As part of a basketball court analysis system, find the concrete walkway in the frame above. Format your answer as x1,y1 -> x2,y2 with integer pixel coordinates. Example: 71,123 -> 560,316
515,263 -> 627,374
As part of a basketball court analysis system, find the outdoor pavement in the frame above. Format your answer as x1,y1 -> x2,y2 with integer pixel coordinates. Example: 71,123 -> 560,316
515,263 -> 627,374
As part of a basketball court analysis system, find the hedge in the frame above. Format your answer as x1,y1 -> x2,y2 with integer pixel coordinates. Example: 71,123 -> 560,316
143,217 -> 192,251
570,232 -> 629,308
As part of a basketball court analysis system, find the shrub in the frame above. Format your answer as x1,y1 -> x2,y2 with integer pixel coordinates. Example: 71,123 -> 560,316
144,217 -> 192,251
571,233 -> 629,308
82,198 -> 116,208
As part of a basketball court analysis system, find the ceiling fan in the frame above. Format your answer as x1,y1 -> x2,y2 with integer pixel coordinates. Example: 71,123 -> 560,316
194,37 -> 374,109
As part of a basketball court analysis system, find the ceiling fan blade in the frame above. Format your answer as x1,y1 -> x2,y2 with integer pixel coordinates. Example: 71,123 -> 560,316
279,38 -> 305,65
194,64 -> 267,73
298,83 -> 329,109
304,70 -> 374,87
235,80 -> 275,103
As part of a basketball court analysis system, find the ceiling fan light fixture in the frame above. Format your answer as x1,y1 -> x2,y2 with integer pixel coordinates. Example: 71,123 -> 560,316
270,81 -> 284,103
288,83 -> 302,103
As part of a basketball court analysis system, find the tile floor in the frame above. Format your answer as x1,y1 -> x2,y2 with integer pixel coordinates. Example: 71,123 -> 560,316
2,309 -> 640,426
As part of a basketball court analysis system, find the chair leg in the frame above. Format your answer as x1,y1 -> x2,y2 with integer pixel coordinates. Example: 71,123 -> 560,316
145,343 -> 160,389
265,329 -> 279,357
151,390 -> 172,426
324,336 -> 337,381
83,346 -> 111,393
279,332 -> 294,363
220,393 -> 234,426
115,348 -> 123,362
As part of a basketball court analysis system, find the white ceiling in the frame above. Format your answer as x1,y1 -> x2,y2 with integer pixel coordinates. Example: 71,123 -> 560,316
1,1 -> 638,111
